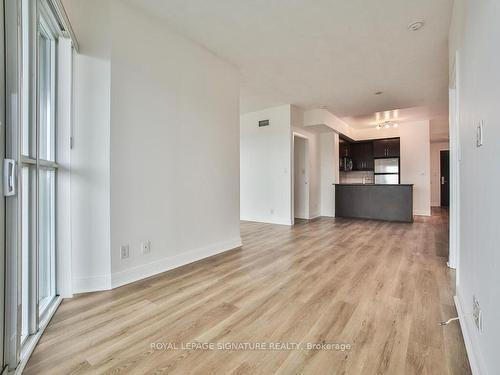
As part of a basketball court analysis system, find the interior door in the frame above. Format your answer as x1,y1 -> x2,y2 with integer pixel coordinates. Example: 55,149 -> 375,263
440,150 -> 450,207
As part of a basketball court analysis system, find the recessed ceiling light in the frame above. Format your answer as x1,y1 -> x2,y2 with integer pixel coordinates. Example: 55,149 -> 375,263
375,91 -> 383,95
408,21 -> 425,31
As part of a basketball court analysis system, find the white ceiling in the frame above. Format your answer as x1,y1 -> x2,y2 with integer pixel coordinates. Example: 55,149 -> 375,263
126,0 -> 453,132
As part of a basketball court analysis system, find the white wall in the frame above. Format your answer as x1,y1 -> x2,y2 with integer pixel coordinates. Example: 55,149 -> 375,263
64,0 -> 112,293
240,105 -> 292,225
430,141 -> 449,206
109,1 -> 241,286
352,121 -> 431,216
71,55 -> 112,292
241,104 -> 336,223
65,0 -> 241,291
450,1 -> 500,374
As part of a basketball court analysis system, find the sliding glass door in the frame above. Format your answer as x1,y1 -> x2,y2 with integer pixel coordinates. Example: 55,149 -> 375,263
5,0 -> 60,369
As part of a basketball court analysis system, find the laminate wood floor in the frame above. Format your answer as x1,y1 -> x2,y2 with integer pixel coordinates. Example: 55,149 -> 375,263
25,211 -> 470,374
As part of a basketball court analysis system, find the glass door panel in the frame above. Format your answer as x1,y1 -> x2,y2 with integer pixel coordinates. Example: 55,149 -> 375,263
38,168 -> 55,313
21,166 -> 36,344
38,30 -> 55,161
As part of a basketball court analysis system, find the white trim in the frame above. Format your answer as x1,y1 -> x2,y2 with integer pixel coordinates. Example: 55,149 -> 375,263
111,237 -> 242,289
294,213 -> 308,220
72,274 -> 112,294
240,216 -> 293,226
46,0 -> 79,51
454,294 -> 486,375
413,210 -> 431,216
75,237 -> 247,293
12,296 -> 62,375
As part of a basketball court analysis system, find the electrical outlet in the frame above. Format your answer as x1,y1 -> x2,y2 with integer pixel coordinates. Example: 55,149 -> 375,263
473,295 -> 482,333
120,244 -> 130,260
270,208 -> 274,215
141,241 -> 151,255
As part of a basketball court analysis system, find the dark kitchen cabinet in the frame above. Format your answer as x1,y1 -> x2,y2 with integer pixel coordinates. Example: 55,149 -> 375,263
351,142 -> 374,171
373,138 -> 400,158
387,138 -> 400,157
339,140 -> 351,158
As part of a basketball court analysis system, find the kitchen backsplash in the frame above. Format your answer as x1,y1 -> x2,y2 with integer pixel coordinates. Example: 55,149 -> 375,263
340,171 -> 374,184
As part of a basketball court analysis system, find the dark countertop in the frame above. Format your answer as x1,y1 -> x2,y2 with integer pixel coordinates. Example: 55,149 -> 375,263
335,183 -> 413,186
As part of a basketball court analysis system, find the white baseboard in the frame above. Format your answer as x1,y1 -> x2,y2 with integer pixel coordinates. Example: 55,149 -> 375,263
454,294 -> 486,375
240,216 -> 292,226
413,210 -> 431,216
72,274 -> 112,294
111,237 -> 242,289
72,238 -> 242,293
294,212 -> 308,220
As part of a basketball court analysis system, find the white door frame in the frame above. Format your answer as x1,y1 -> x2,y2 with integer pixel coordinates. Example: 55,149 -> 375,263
448,51 -> 460,276
292,133 -> 310,224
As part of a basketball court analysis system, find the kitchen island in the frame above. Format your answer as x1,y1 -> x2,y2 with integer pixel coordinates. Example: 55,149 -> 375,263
335,184 -> 413,223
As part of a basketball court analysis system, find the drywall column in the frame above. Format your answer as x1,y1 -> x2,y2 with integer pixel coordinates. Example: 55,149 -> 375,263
56,37 -> 73,297
320,132 -> 338,217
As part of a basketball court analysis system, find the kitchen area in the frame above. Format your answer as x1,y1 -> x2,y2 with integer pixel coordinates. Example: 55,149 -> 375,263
336,136 -> 414,222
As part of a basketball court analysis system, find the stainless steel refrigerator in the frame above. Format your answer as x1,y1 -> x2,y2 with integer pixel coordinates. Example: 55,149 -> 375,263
374,158 -> 400,184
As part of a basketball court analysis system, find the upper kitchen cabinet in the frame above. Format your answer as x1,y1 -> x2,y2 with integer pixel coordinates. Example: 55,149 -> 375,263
373,138 -> 400,158
351,142 -> 374,171
339,139 -> 351,158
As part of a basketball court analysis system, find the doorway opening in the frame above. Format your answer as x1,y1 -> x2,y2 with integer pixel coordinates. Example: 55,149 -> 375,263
293,135 -> 309,223
440,150 -> 450,207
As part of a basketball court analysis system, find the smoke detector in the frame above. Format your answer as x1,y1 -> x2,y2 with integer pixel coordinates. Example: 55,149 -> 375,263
408,21 -> 425,31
